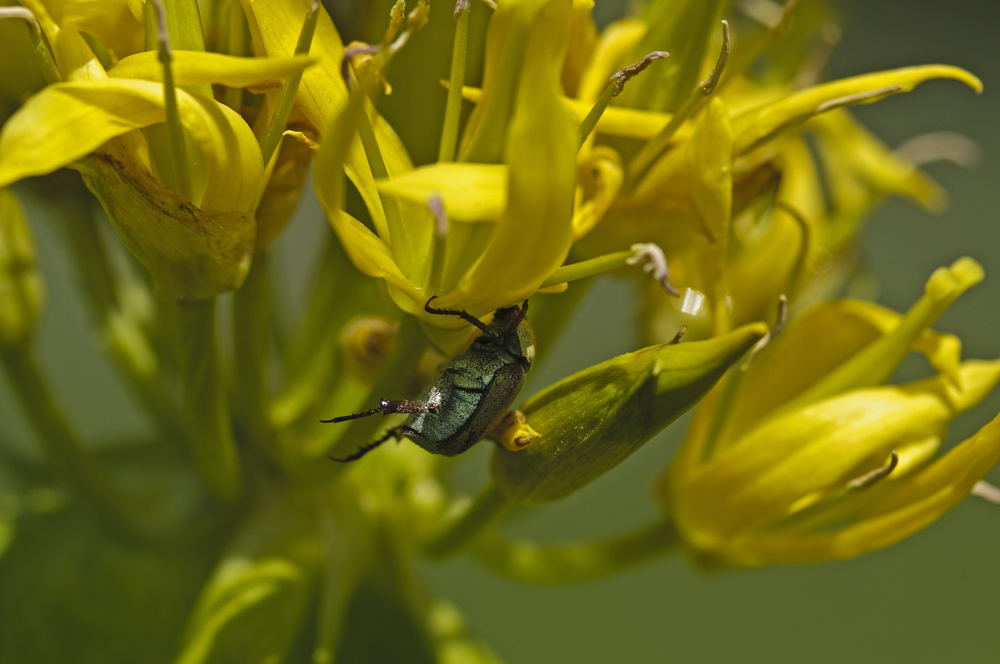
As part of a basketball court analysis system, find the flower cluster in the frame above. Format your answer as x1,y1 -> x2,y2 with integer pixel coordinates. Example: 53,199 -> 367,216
0,0 -> 996,660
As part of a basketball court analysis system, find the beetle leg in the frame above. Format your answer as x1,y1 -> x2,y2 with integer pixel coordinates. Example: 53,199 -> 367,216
321,398 -> 439,423
329,426 -> 409,462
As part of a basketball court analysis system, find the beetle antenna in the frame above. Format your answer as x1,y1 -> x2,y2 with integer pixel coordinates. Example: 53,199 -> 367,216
424,296 -> 497,338
506,299 -> 529,333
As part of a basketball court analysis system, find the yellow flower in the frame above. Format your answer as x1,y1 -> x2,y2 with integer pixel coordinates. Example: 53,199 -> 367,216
659,258 -> 1000,566
0,0 -> 313,300
303,0 -> 578,350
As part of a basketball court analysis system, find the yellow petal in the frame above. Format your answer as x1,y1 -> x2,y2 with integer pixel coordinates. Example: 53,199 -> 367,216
736,404 -> 1000,564
0,79 -> 262,212
312,86 -> 419,303
441,0 -> 578,315
108,51 -> 316,90
77,136 -> 255,301
809,109 -> 946,212
731,65 -> 982,155
376,163 -> 508,222
676,361 -> 1000,543
40,0 -> 144,60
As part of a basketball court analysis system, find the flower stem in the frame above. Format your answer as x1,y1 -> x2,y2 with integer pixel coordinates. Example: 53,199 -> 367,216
471,519 -> 679,584
222,0 -> 247,112
437,0 -> 470,163
232,254 -> 275,454
259,0 -> 321,166
424,483 -> 509,558
0,346 -> 133,533
177,298 -> 242,501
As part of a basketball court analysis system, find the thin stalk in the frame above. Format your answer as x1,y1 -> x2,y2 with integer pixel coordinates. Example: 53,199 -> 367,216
149,0 -> 194,202
177,298 -> 242,501
232,255 -> 275,453
424,483 -> 509,558
0,346 -> 133,533
259,0 -> 321,166
627,21 -> 730,188
577,51 -> 669,148
472,519 -> 679,584
437,0 -> 470,162
222,0 -> 246,112
0,8 -> 62,83
51,190 -> 188,449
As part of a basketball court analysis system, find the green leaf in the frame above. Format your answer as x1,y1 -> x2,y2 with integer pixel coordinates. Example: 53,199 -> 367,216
174,490 -> 321,664
492,322 -> 767,503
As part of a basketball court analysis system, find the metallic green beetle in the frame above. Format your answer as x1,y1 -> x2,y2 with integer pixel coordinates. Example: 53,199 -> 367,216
323,297 -> 535,461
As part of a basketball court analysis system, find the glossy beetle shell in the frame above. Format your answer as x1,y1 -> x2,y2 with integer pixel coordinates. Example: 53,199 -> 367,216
404,319 -> 534,456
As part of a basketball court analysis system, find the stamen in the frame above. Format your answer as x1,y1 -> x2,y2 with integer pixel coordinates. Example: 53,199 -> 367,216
151,0 -> 193,202
741,295 -> 787,369
816,85 -> 904,113
627,243 -> 679,296
971,480 -> 1000,505
668,326 -> 687,345
578,52 -> 669,145
454,0 -> 471,19
895,132 -> 982,169
260,0 -> 322,166
847,451 -> 899,490
627,21 -> 730,186
695,20 -> 731,96
340,43 -> 381,86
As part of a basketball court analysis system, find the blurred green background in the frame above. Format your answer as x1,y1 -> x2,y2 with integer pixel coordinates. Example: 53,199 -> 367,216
2,0 -> 999,662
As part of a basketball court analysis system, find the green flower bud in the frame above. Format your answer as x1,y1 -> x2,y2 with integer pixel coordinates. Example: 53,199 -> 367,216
0,187 -> 42,347
491,322 -> 766,503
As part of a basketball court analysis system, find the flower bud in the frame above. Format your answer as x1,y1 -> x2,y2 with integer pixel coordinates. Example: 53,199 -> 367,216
491,322 -> 766,503
0,188 -> 43,347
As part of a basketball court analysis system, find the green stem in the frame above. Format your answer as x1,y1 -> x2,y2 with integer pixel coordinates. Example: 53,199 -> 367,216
577,77 -> 618,147
471,520 -> 679,584
232,255 -> 275,453
424,483 -> 509,559
222,0 -> 246,112
178,298 -> 242,501
0,346 -> 132,533
49,184 -> 188,449
148,0 -> 194,202
437,1 -> 470,162
1,8 -> 62,84
259,0 -> 320,166
540,250 -> 633,288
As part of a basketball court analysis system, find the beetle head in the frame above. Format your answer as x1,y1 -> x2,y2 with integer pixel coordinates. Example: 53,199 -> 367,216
492,301 -> 535,370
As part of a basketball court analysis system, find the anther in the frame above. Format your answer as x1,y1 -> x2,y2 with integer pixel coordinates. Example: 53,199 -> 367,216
847,451 -> 899,490
454,0 -> 471,19
627,243 -> 679,296
669,326 -> 687,345
971,480 -> 1000,506
610,51 -> 670,96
